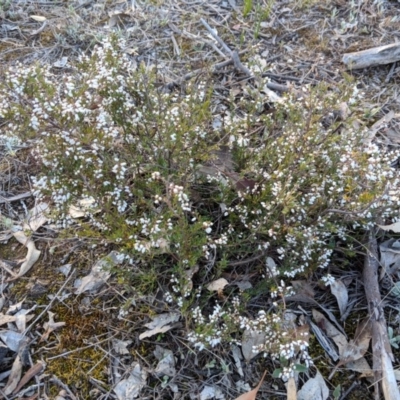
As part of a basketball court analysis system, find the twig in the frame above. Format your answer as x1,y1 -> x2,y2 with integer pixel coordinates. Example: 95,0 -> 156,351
200,18 -> 232,56
200,19 -> 254,79
49,376 -> 78,400
339,380 -> 360,400
168,23 -> 228,58
266,81 -> 290,92
227,250 -> 268,267
0,388 -> 11,400
385,62 -> 397,83
231,50 -> 252,76
23,269 -> 76,336
88,377 -> 108,394
47,333 -> 118,360
0,191 -> 32,204
164,49 -> 249,89
0,259 -> 18,278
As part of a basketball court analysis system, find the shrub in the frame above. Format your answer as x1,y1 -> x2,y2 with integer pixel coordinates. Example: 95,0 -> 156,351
1,36 -> 399,376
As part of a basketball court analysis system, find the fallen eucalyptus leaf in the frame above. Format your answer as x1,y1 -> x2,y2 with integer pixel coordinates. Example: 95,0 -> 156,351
312,310 -> 373,378
139,313 -> 180,340
75,251 -> 123,294
14,310 -> 34,332
112,339 -> 132,355
232,345 -> 244,377
339,318 -> 372,365
69,197 -> 100,218
40,312 -> 66,342
23,203 -> 49,232
58,264 -> 72,277
143,313 -> 180,330
7,300 -> 24,314
312,309 -> 348,354
380,239 -> 400,274
378,221 -> 400,233
154,345 -> 176,377
241,329 -> 266,362
0,314 -> 18,326
54,390 -> 67,400
234,370 -> 266,400
114,363 -> 147,400
0,330 -> 25,351
291,280 -> 315,299
12,231 -> 40,279
330,279 -> 348,317
53,57 -> 68,68
12,360 -> 46,394
3,354 -> 22,395
297,371 -> 329,400
207,278 -> 228,293
200,385 -> 225,400
234,280 -> 253,290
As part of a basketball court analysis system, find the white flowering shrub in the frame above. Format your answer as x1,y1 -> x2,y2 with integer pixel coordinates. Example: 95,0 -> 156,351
1,36 -> 400,377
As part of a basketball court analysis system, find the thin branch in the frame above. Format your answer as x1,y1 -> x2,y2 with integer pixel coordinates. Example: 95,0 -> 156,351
23,269 -> 76,336
200,18 -> 232,56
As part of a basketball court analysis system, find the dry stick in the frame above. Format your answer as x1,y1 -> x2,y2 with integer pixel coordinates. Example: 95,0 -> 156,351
23,269 -> 76,336
266,81 -> 290,92
198,21 -> 309,94
200,18 -> 255,79
0,388 -> 11,400
200,18 -> 232,56
168,22 -> 227,56
343,42 -> 400,69
0,191 -> 32,204
339,380 -> 360,400
167,24 -> 291,92
363,229 -> 400,400
49,375 -> 78,400
171,50 -> 247,84
385,61 -> 397,83
0,259 -> 18,278
231,50 -> 252,77
165,49 -> 249,89
227,250 -> 269,267
47,333 -> 119,361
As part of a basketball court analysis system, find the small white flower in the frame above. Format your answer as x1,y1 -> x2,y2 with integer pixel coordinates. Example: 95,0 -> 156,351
321,274 -> 335,286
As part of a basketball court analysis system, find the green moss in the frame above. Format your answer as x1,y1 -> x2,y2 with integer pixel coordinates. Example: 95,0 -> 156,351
45,304 -> 112,399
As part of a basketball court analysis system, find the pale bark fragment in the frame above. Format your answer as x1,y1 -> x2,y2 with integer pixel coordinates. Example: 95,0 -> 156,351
363,230 -> 400,400
343,43 -> 400,69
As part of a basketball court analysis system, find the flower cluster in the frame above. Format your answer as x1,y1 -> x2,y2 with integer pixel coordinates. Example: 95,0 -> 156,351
187,305 -> 230,351
186,297 -> 312,376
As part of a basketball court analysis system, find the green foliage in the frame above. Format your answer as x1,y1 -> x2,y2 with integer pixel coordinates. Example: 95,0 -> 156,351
272,368 -> 282,378
243,0 -> 253,17
333,384 -> 341,400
